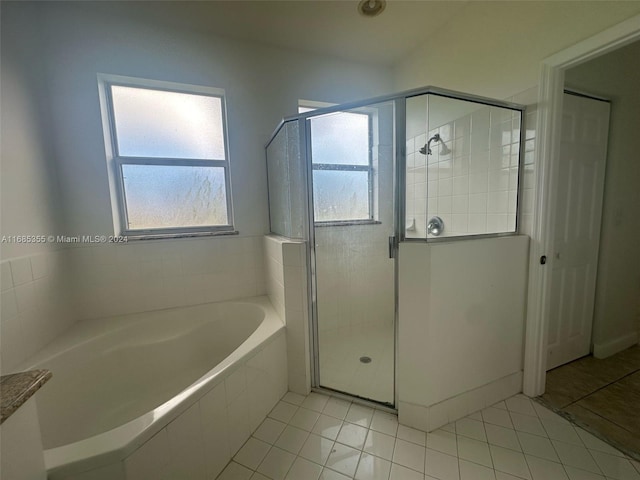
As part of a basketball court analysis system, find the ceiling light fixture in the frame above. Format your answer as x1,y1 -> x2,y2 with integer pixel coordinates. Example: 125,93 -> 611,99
358,0 -> 386,17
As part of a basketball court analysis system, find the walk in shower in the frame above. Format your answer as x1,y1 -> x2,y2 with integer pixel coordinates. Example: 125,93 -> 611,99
266,87 -> 525,408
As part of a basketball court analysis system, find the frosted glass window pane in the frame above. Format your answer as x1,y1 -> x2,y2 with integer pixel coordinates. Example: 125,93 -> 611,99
266,126 -> 291,237
122,165 -> 228,229
111,86 -> 225,159
311,112 -> 369,165
313,170 -> 369,222
286,121 -> 305,239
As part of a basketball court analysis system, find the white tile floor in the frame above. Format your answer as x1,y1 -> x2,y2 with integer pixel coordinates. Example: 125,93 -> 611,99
216,391 -> 640,480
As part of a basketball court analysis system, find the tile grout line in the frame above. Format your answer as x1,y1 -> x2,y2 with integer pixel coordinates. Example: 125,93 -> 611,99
536,398 -> 622,479
506,406 -> 535,480
470,397 -> 635,479
541,418 -> 606,480
479,409 -> 496,472
563,405 -> 640,465
507,397 -> 599,479
534,395 -> 640,462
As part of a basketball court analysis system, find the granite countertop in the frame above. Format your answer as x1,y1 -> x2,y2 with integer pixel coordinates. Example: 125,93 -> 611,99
0,369 -> 52,424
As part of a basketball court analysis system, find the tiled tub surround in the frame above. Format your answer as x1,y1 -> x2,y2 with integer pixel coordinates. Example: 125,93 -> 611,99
0,236 -> 266,376
69,235 -> 266,321
1,250 -> 75,375
218,390 -> 640,480
20,297 -> 286,480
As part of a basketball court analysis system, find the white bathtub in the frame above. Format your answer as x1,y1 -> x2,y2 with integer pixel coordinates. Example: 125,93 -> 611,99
22,296 -> 287,480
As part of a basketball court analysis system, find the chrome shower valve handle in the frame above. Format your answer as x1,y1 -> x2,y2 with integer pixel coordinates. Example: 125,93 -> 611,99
427,216 -> 444,236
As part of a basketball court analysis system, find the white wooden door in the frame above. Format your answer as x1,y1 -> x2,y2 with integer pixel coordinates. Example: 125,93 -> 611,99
546,92 -> 610,370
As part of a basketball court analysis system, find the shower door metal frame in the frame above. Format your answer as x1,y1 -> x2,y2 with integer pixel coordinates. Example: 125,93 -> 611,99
303,99 -> 402,411
273,85 -> 526,410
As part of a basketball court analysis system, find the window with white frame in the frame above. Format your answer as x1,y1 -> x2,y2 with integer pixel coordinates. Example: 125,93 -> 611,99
300,101 -> 373,224
99,75 -> 233,237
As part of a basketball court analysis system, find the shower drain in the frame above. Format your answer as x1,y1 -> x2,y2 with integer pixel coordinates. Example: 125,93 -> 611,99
359,356 -> 372,364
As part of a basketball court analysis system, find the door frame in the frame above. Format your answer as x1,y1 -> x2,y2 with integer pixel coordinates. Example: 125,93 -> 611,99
522,14 -> 640,396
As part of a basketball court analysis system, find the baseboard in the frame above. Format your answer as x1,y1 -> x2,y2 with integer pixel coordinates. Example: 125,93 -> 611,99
398,371 -> 523,433
593,332 -> 639,359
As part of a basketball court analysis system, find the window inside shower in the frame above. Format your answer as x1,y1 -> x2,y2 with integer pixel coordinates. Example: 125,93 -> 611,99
310,111 -> 374,224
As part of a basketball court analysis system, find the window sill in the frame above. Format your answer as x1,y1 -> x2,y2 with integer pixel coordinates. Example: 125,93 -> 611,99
314,220 -> 382,228
123,230 -> 239,242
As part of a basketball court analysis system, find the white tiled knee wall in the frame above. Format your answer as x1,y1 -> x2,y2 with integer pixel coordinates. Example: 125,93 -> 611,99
264,235 -> 311,396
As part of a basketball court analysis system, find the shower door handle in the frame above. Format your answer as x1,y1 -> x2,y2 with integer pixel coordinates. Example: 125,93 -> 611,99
388,236 -> 398,259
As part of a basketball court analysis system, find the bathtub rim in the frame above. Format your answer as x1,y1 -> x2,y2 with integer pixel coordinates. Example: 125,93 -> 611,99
40,295 -> 284,479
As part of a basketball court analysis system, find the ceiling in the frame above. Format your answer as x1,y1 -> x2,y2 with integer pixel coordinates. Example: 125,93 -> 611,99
99,0 -> 471,67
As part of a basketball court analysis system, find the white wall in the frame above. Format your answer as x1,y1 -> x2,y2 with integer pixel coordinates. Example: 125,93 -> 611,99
394,2 -> 640,99
37,1 -> 391,322
0,4 -> 74,373
34,1 -> 392,239
0,0 -> 393,356
0,2 -> 64,260
565,41 -> 640,353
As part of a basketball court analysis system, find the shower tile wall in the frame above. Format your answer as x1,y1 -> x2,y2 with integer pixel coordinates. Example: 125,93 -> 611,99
406,106 -> 519,238
406,93 -> 537,239
513,87 -> 538,237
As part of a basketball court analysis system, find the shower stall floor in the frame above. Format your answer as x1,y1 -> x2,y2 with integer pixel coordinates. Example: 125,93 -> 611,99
318,321 -> 394,405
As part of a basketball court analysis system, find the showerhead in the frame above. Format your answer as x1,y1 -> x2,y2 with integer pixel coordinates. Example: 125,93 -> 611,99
419,133 -> 451,156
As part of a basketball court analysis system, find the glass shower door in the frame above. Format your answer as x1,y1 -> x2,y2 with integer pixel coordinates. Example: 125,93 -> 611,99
308,101 -> 396,406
